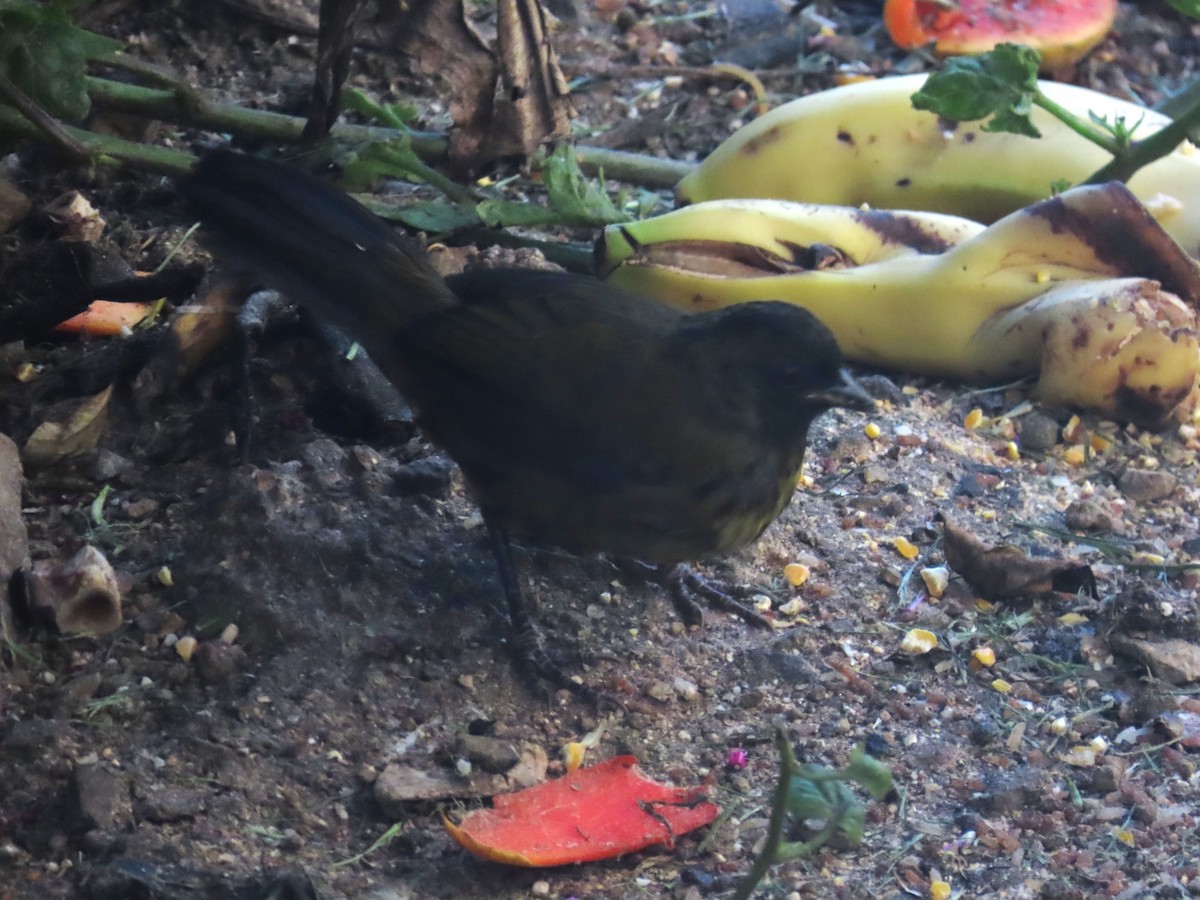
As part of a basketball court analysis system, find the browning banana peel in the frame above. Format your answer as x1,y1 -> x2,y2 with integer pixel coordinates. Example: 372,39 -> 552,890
601,184 -> 1200,425
676,75 -> 1200,258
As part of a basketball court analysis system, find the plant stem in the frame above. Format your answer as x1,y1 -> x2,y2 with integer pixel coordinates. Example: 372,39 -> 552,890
83,76 -> 695,188
1087,86 -> 1200,184
1031,91 -> 1122,155
731,728 -> 799,900
0,105 -> 195,174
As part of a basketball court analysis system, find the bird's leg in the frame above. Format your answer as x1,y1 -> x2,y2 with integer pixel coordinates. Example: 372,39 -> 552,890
660,564 -> 775,631
487,524 -> 595,700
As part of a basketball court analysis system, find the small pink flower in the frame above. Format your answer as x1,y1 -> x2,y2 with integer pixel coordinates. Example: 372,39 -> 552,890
726,748 -> 749,770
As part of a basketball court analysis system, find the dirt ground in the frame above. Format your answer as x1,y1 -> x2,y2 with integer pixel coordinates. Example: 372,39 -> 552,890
2,1 -> 1200,898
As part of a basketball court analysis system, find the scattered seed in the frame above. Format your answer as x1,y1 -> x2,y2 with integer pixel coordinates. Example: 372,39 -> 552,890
783,562 -> 810,587
175,636 -> 198,661
919,566 -> 948,598
899,628 -> 937,654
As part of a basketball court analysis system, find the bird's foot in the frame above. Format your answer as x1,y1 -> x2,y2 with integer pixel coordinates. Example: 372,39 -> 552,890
509,616 -> 600,705
663,564 -> 775,630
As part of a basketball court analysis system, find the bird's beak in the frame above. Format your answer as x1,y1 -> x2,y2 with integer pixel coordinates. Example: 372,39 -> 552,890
806,368 -> 876,412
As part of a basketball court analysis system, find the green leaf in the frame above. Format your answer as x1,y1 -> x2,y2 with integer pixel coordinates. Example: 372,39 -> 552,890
1165,0 -> 1200,18
843,747 -> 895,801
0,0 -> 121,121
357,195 -> 482,233
911,43 -> 1043,137
538,143 -> 631,226
341,137 -> 429,191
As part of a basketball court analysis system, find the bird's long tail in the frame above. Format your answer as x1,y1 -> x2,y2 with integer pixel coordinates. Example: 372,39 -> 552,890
178,148 -> 457,342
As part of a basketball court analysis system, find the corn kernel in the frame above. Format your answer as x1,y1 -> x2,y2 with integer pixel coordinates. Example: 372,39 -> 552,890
1049,717 -> 1069,735
1005,440 -> 1019,461
919,566 -> 949,598
972,646 -> 996,667
1058,612 -> 1088,626
156,566 -> 174,587
1063,445 -> 1087,466
991,678 -> 1012,693
1090,433 -> 1112,453
1062,414 -> 1084,443
964,408 -> 984,429
893,536 -> 919,560
783,563 -> 811,587
864,422 -> 881,440
175,635 -> 198,661
1113,828 -> 1135,847
899,628 -> 938,654
1061,745 -> 1096,767
930,880 -> 952,900
564,741 -> 586,772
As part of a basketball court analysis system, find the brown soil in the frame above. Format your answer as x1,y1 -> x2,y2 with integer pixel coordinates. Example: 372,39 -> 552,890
2,1 -> 1199,898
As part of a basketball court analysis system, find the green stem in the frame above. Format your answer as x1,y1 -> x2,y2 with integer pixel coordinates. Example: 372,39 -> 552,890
1032,90 -> 1122,155
731,729 -> 798,900
83,76 -> 694,188
0,105 -> 195,174
1087,88 -> 1200,184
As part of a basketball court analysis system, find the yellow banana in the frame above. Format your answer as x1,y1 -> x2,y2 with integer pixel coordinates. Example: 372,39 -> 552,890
675,74 -> 1200,258
600,184 -> 1200,425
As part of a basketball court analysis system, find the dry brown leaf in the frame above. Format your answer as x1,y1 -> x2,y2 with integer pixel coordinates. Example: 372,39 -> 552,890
22,384 -> 113,468
941,517 -> 1096,603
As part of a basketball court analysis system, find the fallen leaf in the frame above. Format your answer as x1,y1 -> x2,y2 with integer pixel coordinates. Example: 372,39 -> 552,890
942,517 -> 1096,602
22,385 -> 113,468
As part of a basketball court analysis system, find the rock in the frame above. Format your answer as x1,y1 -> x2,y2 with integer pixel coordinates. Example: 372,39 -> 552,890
73,764 -> 130,831
1064,498 -> 1114,532
136,786 -> 208,822
1117,468 -> 1177,502
1110,636 -> 1200,685
0,432 -> 26,582
0,178 -> 31,235
391,456 -> 454,498
300,437 -> 349,489
454,734 -> 520,774
1019,412 -> 1061,452
374,763 -> 462,813
59,672 -> 104,710
3,718 -> 74,755
194,641 -> 246,684
91,449 -> 136,483
647,680 -> 674,702
970,769 -> 1057,814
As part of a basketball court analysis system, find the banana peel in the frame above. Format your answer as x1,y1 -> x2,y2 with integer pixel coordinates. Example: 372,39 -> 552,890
599,183 -> 1200,425
675,75 -> 1200,259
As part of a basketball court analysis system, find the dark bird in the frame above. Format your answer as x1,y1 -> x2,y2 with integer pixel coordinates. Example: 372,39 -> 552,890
179,148 -> 873,690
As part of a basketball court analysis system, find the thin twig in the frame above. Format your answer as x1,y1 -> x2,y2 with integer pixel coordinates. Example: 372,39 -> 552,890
0,73 -> 89,160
